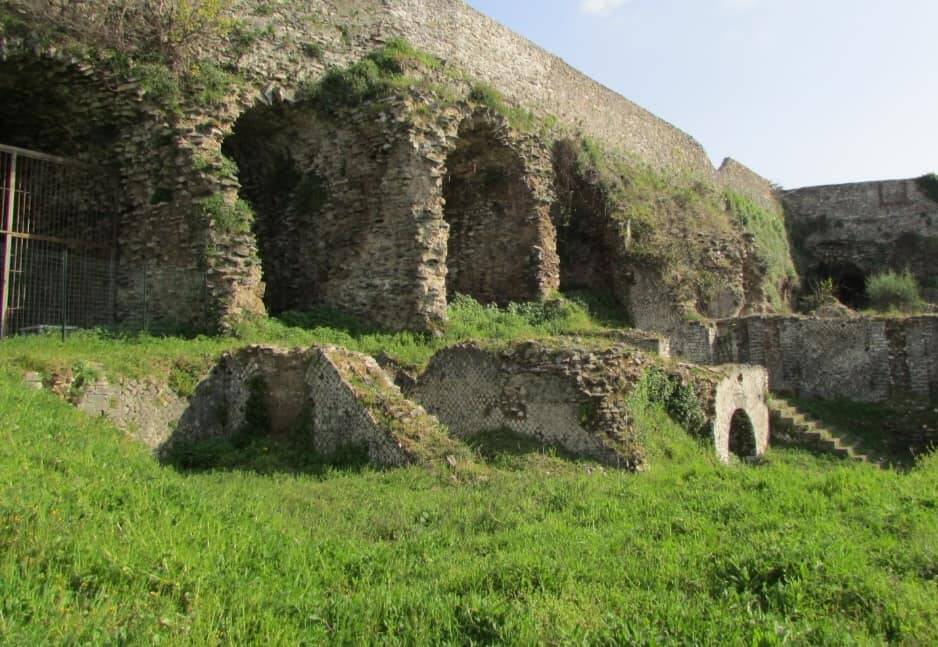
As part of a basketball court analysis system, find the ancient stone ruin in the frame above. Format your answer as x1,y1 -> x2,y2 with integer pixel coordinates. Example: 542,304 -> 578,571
2,0 -> 936,467
57,340 -> 770,469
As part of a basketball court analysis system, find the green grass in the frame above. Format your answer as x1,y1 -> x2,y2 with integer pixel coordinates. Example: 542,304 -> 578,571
0,371 -> 935,643
726,190 -> 798,311
0,294 -> 609,383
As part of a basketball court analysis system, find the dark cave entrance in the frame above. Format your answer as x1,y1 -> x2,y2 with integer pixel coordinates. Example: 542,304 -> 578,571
442,118 -> 540,305
552,139 -> 623,307
0,57 -> 123,336
222,103 -> 329,315
728,409 -> 758,459
813,263 -> 868,309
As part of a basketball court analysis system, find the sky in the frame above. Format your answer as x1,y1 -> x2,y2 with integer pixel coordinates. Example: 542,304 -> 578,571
463,0 -> 938,189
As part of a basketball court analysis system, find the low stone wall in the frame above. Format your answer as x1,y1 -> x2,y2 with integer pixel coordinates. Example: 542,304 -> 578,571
675,315 -> 938,402
408,340 -> 769,467
168,345 -> 466,467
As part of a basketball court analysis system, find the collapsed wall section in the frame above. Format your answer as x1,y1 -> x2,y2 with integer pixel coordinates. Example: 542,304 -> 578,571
166,345 -> 469,467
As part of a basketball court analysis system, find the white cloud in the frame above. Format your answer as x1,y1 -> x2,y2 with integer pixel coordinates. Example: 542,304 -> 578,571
579,0 -> 631,16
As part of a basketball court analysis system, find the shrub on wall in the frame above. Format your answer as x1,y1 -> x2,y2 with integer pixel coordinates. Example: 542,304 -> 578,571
866,270 -> 922,313
12,0 -> 236,71
199,193 -> 254,235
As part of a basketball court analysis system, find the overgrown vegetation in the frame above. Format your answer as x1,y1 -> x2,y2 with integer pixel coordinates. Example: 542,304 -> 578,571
0,370 -> 935,642
726,190 -> 798,310
468,82 -> 539,131
300,37 -> 440,116
802,276 -> 839,311
629,367 -> 707,437
0,294 -> 610,384
199,193 -> 255,234
560,136 -> 742,315
866,269 -> 923,313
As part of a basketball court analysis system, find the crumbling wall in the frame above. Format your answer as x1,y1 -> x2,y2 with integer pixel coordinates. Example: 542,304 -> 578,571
409,340 -> 770,468
443,115 -> 558,304
3,0 -> 785,332
783,178 -> 938,300
165,345 -> 466,466
677,314 -> 938,402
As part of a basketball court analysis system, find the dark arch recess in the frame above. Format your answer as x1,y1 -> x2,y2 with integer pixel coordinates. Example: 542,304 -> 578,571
728,408 -> 757,459
442,117 -> 541,305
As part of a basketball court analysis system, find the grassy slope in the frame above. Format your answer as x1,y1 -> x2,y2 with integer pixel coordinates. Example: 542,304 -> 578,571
0,372 -> 936,644
0,294 -> 617,384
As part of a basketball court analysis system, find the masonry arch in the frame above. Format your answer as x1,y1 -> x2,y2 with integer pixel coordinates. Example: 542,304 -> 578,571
552,139 -> 620,298
442,116 -> 543,305
222,101 -> 318,314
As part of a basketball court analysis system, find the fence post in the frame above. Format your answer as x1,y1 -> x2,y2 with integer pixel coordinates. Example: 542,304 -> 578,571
142,261 -> 148,333
1,151 -> 16,339
61,247 -> 68,342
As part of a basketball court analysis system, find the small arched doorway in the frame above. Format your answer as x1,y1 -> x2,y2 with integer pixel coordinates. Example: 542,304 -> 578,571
728,409 -> 758,459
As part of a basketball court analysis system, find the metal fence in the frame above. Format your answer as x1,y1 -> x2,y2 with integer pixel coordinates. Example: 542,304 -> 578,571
1,144 -> 118,338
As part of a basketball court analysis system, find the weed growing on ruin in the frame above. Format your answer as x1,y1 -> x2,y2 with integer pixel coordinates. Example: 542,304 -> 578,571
0,294 -> 608,383
199,193 -> 255,234
866,270 -> 922,313
563,136 -> 742,315
302,38 -> 440,116
726,190 -> 798,310
0,372 -> 935,643
629,367 -> 707,436
468,83 -> 538,131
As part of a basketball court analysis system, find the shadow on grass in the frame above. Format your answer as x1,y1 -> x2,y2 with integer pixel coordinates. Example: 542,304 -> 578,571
466,428 -> 582,467
159,435 -> 373,478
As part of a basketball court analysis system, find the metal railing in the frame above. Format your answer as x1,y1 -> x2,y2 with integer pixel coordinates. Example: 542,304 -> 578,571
0,144 -> 119,338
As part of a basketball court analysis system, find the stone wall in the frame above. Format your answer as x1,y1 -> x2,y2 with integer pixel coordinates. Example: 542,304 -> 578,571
2,0 -> 785,332
408,340 -> 770,468
166,344 -> 467,466
783,178 -> 938,300
676,314 -> 938,402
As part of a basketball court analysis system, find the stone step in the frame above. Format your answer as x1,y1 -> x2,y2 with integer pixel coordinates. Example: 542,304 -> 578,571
766,396 -> 884,468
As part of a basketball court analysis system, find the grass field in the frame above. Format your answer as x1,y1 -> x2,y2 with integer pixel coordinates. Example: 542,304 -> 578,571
0,368 -> 936,644
0,300 -> 935,644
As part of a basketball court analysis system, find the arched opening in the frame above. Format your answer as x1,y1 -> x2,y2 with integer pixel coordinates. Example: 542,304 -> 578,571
552,139 -> 620,298
812,263 -> 868,309
728,409 -> 758,459
442,118 -> 541,305
222,102 -> 332,315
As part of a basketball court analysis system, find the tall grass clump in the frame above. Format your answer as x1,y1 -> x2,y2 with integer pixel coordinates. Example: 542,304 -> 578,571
866,270 -> 922,313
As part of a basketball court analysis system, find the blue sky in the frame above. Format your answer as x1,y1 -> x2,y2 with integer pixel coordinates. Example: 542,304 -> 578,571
464,0 -> 938,188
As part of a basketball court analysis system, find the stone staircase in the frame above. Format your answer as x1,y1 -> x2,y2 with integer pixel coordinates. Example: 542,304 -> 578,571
767,396 -> 886,468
